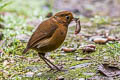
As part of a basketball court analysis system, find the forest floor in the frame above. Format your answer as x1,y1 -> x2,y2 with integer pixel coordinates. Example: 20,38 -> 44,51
0,0 -> 120,80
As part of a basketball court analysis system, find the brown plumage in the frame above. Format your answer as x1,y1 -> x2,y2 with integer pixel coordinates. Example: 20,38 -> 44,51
23,11 -> 81,71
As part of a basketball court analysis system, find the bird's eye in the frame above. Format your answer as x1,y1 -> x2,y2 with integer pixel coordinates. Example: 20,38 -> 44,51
66,16 -> 70,20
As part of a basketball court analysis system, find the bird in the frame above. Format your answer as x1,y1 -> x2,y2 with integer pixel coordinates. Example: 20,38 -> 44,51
23,11 -> 81,71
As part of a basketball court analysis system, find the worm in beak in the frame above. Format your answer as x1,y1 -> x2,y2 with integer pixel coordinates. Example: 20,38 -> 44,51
72,18 -> 81,34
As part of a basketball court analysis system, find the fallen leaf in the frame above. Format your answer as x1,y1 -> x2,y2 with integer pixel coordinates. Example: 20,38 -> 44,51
107,36 -> 116,41
70,63 -> 92,69
83,47 -> 95,53
82,44 -> 96,53
93,37 -> 108,44
89,36 -> 102,41
62,48 -> 76,53
87,76 -> 113,80
86,44 -> 96,48
98,64 -> 120,77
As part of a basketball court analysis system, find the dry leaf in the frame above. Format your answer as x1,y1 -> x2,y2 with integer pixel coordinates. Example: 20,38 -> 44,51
107,36 -> 116,41
82,44 -> 96,53
93,38 -> 108,44
70,63 -> 92,69
62,48 -> 76,53
98,64 -> 120,77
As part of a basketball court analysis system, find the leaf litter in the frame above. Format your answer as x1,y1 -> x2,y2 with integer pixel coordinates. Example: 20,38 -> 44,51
98,64 -> 120,77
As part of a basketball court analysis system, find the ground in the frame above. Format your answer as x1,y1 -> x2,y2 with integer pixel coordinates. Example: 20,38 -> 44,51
0,0 -> 120,80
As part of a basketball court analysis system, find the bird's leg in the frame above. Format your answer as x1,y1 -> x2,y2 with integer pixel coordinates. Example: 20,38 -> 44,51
41,55 -> 61,71
38,53 -> 54,70
38,53 -> 62,71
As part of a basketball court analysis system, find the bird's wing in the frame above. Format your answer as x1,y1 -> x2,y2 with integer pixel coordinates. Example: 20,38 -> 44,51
26,19 -> 58,50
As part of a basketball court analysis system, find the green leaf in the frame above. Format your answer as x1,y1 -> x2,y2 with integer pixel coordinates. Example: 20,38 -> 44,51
0,16 -> 4,22
0,1 -> 13,10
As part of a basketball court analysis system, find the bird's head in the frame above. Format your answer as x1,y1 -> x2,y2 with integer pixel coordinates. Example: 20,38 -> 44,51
52,11 -> 81,34
53,11 -> 75,26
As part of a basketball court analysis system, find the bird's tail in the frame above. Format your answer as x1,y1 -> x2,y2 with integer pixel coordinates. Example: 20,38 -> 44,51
23,48 -> 28,54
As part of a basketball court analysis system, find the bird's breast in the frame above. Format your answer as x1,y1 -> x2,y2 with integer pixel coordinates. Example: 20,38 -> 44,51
49,26 -> 67,48
36,25 -> 68,53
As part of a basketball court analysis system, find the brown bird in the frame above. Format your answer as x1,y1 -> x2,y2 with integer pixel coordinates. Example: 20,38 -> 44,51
23,11 -> 81,71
